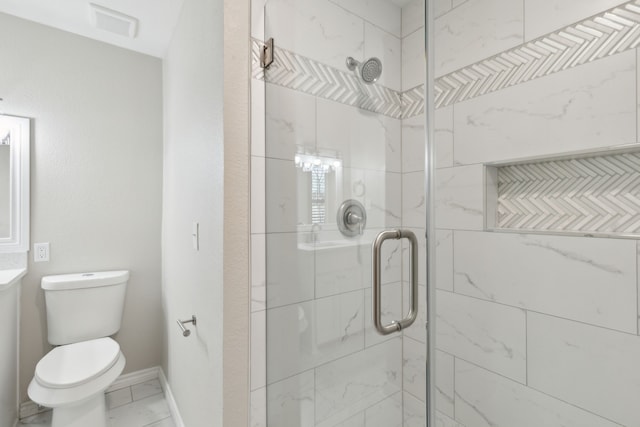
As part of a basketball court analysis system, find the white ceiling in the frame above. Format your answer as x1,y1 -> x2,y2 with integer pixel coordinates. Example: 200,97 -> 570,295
0,0 -> 184,57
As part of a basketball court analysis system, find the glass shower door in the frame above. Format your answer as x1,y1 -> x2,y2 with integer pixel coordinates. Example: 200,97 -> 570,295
260,0 -> 428,426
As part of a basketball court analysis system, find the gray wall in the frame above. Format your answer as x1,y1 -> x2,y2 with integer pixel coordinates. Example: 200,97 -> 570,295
0,12 -> 163,402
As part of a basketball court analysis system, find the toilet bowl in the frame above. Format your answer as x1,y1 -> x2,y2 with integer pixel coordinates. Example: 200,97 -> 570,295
28,271 -> 129,427
28,338 -> 125,427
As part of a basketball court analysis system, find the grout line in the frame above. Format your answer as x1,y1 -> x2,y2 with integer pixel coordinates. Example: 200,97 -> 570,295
453,355 -> 626,427
525,310 -> 529,386
264,335 -> 401,388
437,286 -> 640,337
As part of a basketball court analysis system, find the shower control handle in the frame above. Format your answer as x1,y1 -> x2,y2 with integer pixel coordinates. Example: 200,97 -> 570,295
372,229 -> 419,335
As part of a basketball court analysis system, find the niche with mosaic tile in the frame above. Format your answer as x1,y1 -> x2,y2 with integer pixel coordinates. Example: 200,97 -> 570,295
485,146 -> 640,238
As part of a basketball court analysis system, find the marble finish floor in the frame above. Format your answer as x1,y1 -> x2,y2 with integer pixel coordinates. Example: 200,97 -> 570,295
19,379 -> 176,427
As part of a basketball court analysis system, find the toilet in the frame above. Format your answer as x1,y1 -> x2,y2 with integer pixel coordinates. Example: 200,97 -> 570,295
28,271 -> 129,427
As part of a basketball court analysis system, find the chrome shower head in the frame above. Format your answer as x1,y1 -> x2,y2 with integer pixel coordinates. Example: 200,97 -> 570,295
346,57 -> 383,84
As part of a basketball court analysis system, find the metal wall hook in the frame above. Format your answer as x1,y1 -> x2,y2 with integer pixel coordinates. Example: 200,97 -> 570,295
177,315 -> 197,337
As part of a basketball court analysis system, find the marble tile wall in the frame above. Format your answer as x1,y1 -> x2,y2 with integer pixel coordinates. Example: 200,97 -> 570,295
251,0 -> 413,426
433,1 -> 640,427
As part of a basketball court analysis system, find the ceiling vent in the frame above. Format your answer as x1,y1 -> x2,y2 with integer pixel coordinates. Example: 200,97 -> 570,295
89,3 -> 138,38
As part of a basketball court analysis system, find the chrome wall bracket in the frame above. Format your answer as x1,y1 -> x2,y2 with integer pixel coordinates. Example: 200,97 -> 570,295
177,315 -> 197,337
261,38 -> 274,69
337,199 -> 367,237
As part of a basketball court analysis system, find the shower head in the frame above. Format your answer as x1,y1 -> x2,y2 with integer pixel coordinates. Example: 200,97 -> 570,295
346,57 -> 382,84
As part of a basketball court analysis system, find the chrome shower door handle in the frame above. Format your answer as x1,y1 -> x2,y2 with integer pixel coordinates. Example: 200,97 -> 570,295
372,229 -> 419,335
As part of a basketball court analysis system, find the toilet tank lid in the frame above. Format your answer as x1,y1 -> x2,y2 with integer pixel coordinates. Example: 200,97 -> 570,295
41,271 -> 130,291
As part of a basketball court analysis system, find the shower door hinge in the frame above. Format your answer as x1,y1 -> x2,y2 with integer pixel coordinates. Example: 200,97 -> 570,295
261,38 -> 274,69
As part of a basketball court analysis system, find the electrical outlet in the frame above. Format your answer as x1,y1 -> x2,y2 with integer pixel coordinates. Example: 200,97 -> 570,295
34,242 -> 50,262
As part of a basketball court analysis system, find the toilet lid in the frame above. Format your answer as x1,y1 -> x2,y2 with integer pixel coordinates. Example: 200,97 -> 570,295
35,337 -> 121,389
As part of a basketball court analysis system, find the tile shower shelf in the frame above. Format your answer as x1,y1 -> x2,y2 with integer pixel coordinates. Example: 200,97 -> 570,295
485,144 -> 640,239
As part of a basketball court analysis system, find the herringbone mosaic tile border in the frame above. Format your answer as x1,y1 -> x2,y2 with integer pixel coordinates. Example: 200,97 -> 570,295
252,39 -> 404,119
435,0 -> 640,108
498,151 -> 640,234
253,0 -> 640,118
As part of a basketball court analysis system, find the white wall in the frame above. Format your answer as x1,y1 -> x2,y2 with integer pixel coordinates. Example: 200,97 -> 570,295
0,12 -> 164,402
162,0 -> 224,424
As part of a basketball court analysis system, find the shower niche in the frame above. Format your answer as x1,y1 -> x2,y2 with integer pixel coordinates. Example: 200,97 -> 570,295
485,145 -> 640,238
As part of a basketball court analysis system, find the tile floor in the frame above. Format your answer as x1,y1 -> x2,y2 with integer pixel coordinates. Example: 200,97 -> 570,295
19,379 -> 176,427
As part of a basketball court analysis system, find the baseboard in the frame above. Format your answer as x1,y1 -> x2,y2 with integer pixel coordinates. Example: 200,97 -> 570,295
19,400 -> 47,420
158,368 -> 185,427
19,365 -> 185,427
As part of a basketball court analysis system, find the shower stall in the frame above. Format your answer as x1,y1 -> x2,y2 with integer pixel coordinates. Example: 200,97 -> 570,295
250,0 -> 640,426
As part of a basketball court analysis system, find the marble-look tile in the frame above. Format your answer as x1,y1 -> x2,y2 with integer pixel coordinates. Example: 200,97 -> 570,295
334,412 -> 366,427
456,359 -> 622,427
251,234 -> 266,312
267,371 -> 315,426
251,156 -> 266,234
401,227 -> 427,286
456,360 -> 618,427
528,312 -> 640,427
434,106 -> 453,169
131,379 -> 162,401
451,0 -> 468,7
433,0 -> 453,18
266,232 -> 314,307
403,391 -> 426,427
454,231 -> 638,333
251,71 -> 265,157
315,338 -> 402,425
435,230 -> 453,291
638,49 -> 640,150
106,387 -> 133,409
315,236 -> 372,298
329,0 -> 402,37
265,0 -> 364,70
403,336 -> 426,402
434,0 -> 523,77
364,23 -> 401,91
402,171 -> 426,229
251,311 -> 266,390
265,158 -> 296,233
402,113 -> 425,173
436,290 -> 526,382
251,0 -> 266,39
435,351 -> 454,418
339,168 -> 402,229
402,284 -> 427,343
265,83 -> 316,161
364,392 -> 403,427
108,393 -> 171,427
454,50 -> 637,165
402,0 -> 426,37
365,282 -> 403,347
524,0 -> 625,41
402,27 -> 425,91
317,98 -> 402,173
144,418 -> 176,427
434,165 -> 484,231
435,411 -> 465,427
266,291 -> 365,383
250,387 -> 266,427
637,241 -> 640,335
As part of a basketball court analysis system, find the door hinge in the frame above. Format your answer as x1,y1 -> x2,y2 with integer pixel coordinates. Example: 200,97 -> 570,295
261,38 -> 274,69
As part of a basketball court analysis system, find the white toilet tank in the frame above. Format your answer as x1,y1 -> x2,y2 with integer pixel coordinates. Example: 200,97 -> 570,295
42,271 -> 129,345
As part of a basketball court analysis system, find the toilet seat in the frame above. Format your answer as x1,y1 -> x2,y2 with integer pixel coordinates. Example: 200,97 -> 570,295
35,338 -> 120,389
28,339 -> 126,408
